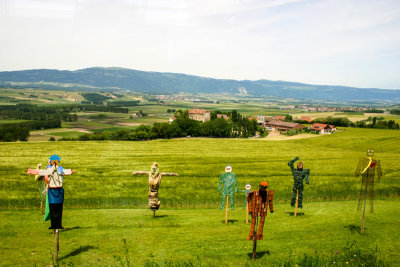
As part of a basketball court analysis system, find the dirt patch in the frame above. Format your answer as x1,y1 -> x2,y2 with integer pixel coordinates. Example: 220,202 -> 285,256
263,133 -> 320,141
258,129 -> 320,141
28,134 -> 61,142
70,128 -> 92,133
117,122 -> 143,126
30,128 -> 76,134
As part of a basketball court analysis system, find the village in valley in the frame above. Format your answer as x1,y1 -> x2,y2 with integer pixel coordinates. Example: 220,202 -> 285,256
169,107 -> 337,135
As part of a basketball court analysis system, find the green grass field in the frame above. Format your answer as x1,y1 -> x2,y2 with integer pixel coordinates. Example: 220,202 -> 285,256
0,127 -> 399,265
1,128 -> 399,208
0,201 -> 398,266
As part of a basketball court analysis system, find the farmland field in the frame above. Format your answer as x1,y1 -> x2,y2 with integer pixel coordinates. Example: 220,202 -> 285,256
0,127 -> 399,265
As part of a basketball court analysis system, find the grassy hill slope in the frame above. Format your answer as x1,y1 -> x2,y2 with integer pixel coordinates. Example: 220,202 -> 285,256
0,128 -> 399,209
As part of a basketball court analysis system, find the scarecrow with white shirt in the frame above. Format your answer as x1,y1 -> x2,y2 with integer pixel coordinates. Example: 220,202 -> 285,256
27,155 -> 74,229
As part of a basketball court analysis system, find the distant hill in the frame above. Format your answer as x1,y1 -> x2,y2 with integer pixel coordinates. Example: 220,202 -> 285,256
0,67 -> 399,102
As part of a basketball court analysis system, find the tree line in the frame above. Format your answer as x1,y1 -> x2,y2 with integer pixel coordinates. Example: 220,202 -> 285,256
285,114 -> 399,130
0,103 -> 128,142
60,109 -> 261,141
313,116 -> 399,129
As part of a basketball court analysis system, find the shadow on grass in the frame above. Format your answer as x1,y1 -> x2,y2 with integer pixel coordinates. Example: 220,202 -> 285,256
152,215 -> 168,219
220,220 -> 238,224
61,226 -> 93,232
285,212 -> 305,216
58,245 -> 97,261
344,224 -> 364,234
247,250 -> 270,259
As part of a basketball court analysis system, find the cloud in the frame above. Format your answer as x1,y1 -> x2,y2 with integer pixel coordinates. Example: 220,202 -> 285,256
1,0 -> 400,88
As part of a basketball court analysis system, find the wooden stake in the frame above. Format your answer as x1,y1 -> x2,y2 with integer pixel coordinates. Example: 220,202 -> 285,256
252,217 -> 258,260
225,195 -> 229,224
246,202 -> 249,224
252,236 -> 257,260
54,229 -> 59,264
361,175 -> 369,234
40,201 -> 43,215
153,209 -> 156,217
295,189 -> 299,217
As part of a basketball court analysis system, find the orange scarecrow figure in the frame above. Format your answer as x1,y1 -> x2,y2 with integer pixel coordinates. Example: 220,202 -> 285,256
247,181 -> 274,241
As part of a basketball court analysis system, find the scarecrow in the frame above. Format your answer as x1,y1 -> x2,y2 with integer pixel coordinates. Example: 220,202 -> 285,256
218,165 -> 238,210
288,156 -> 310,209
247,181 -> 274,241
355,149 -> 382,233
355,149 -> 382,212
27,155 -> 74,229
240,184 -> 252,210
132,162 -> 179,211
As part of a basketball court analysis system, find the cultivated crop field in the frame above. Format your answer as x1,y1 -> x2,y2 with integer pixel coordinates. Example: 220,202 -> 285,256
0,127 -> 399,266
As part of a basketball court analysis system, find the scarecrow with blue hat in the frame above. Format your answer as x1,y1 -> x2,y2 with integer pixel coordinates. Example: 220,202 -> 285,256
27,154 -> 75,229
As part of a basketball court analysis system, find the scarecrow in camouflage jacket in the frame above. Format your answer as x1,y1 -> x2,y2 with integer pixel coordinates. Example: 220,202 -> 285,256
288,156 -> 310,208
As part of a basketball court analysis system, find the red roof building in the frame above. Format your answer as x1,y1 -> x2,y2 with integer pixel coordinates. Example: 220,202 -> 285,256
188,108 -> 211,122
217,114 -> 229,120
310,123 -> 336,134
265,120 -> 305,132
273,115 -> 285,121
169,116 -> 176,123
300,116 -> 313,123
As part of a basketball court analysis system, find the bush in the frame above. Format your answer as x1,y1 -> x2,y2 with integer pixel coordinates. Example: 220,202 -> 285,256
285,129 -> 299,136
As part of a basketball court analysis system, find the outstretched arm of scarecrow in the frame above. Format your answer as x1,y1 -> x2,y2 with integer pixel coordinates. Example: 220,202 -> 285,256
355,158 -> 364,177
160,172 -> 179,178
132,171 -> 150,176
234,175 -> 238,193
268,190 -> 274,213
62,169 -> 75,175
304,169 -> 310,184
27,168 -> 52,176
288,156 -> 299,170
376,160 -> 382,181
27,169 -> 39,175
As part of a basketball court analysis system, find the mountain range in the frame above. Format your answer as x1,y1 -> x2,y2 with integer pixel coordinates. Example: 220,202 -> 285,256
0,67 -> 399,102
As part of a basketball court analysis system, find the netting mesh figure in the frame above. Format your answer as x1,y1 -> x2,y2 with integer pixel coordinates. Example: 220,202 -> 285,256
355,149 -> 382,213
132,162 -> 179,211
288,156 -> 310,209
218,165 -> 238,210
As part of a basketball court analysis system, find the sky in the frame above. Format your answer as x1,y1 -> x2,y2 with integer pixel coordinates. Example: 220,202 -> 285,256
1,0 -> 400,89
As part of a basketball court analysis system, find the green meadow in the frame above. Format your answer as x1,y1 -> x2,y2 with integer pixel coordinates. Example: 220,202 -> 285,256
1,201 -> 398,266
1,127 -> 398,208
0,127 -> 399,265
